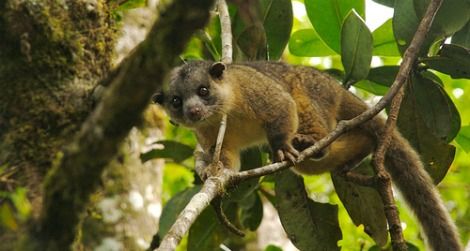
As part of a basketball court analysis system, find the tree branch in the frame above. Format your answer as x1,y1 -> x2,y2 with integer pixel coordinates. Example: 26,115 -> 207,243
27,0 -> 215,250
211,0 -> 232,164
156,0 -> 444,249
371,0 -> 443,250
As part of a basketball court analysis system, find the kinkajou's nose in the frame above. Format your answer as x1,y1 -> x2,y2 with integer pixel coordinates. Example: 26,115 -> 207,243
188,106 -> 202,120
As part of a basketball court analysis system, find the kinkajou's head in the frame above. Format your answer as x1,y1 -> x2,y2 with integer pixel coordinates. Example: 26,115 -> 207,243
152,61 -> 232,127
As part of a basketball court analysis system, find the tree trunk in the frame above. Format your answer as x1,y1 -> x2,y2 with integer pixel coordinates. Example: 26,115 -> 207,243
0,0 -> 214,250
0,0 -> 115,248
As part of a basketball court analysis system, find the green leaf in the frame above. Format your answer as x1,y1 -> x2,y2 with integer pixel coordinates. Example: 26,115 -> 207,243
188,202 -> 237,251
275,170 -> 342,251
158,186 -> 201,238
355,80 -> 390,95
288,29 -> 337,57
394,0 -> 470,55
10,188 -> 31,219
456,125 -> 470,153
393,0 -> 421,55
332,162 -> 388,247
232,0 -> 293,60
115,0 -> 146,11
367,66 -> 399,87
236,24 -> 267,60
355,66 -> 399,95
196,31 -> 221,61
264,244 -> 283,251
372,19 -> 401,56
140,140 -> 194,163
421,44 -> 470,79
341,10 -> 373,83
227,148 -> 262,202
413,73 -> 461,143
397,77 -> 457,184
414,0 -> 470,41
0,203 -> 18,231
239,193 -> 263,231
372,0 -> 395,8
261,0 -> 294,59
305,0 -> 365,53
452,21 -> 470,48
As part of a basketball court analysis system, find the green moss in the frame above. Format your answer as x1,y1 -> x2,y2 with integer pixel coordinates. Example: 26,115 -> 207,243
0,1 -> 117,249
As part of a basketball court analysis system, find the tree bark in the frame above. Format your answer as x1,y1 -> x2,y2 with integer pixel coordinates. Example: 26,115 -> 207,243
1,0 -> 214,250
0,0 -> 115,249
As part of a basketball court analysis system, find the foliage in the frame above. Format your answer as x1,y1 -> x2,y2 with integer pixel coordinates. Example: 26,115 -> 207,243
0,179 -> 32,231
149,0 -> 470,250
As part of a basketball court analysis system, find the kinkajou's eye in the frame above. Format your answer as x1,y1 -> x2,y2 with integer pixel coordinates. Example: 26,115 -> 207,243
171,96 -> 182,108
198,86 -> 209,97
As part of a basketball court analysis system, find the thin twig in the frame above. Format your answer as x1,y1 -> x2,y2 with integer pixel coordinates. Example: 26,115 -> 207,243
212,114 -> 227,163
211,0 -> 232,164
209,0 -> 246,237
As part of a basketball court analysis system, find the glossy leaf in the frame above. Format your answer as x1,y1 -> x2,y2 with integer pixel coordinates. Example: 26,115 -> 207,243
288,29 -> 336,57
140,140 -> 194,163
367,66 -> 399,87
413,0 -> 470,41
332,162 -> 388,246
456,125 -> 470,153
275,170 -> 342,251
158,186 -> 201,238
397,77 -> 457,184
452,21 -> 470,48
394,0 -> 470,55
341,10 -> 373,83
393,0 -> 421,54
421,44 -> 470,79
306,0 -> 365,53
372,19 -> 401,56
261,0 -> 293,59
414,73 -> 461,142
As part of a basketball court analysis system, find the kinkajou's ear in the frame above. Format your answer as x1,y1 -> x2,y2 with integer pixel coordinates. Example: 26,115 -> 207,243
209,62 -> 226,79
151,92 -> 164,104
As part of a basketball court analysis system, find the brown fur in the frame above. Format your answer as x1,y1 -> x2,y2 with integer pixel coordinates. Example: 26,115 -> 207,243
156,61 -> 462,251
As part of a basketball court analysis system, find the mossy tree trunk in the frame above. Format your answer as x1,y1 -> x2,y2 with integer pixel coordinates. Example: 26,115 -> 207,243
0,0 -> 115,185
0,0 -> 214,250
0,0 -> 115,164
0,1 -> 115,249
